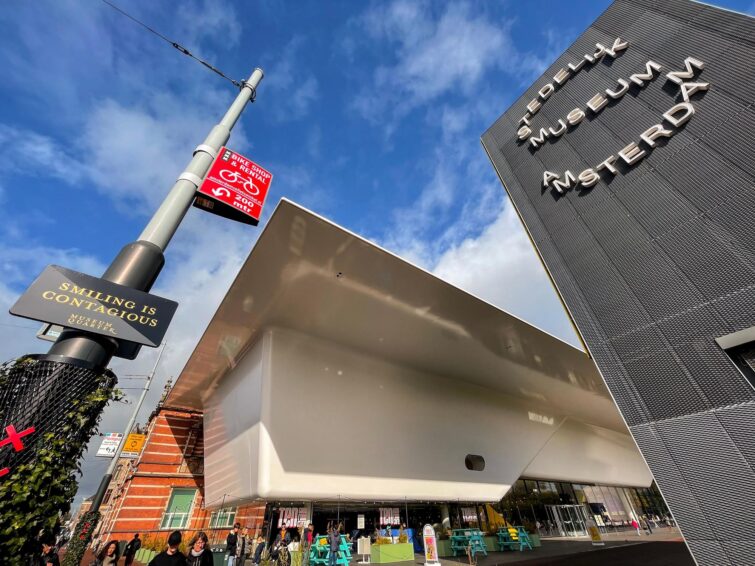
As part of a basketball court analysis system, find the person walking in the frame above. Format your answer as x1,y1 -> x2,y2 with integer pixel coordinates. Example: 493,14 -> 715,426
238,527 -> 249,564
95,540 -> 120,566
124,534 -> 142,566
227,523 -> 241,566
642,516 -> 653,535
148,531 -> 187,566
186,532 -> 214,566
252,534 -> 266,566
328,525 -> 341,566
300,523 -> 313,566
631,518 -> 641,536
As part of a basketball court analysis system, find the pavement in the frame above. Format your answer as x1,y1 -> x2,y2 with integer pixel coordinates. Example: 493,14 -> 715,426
384,528 -> 693,566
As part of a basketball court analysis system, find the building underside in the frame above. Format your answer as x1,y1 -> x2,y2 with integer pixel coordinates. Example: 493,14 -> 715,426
167,200 -> 651,507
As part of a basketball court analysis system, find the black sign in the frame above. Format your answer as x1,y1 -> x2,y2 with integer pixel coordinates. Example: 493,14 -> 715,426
10,265 -> 178,348
192,194 -> 260,226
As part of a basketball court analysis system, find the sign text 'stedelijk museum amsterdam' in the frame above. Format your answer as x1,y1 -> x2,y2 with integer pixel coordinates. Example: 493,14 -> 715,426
483,1 -> 755,564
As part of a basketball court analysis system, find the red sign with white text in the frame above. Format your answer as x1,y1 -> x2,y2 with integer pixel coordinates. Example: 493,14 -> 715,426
197,147 -> 273,223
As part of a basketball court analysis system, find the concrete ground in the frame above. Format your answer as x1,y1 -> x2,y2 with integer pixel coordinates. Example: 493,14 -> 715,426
385,528 -> 693,566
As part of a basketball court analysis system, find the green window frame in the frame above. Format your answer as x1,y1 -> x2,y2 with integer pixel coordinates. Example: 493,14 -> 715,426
160,488 -> 197,529
210,507 -> 238,528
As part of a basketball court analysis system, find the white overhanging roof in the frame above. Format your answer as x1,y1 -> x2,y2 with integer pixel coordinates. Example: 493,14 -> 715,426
168,199 -> 626,434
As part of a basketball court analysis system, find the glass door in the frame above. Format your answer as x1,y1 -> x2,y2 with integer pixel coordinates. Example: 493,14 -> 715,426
545,505 -> 589,537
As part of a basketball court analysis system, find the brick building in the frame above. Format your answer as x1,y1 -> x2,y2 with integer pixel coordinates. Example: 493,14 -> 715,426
96,400 -> 265,548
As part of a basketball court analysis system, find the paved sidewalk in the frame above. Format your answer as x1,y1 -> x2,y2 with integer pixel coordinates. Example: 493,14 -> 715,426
374,529 -> 692,566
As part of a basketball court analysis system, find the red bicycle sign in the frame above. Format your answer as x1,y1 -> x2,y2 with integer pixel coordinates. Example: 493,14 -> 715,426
196,147 -> 273,224
219,169 -> 260,195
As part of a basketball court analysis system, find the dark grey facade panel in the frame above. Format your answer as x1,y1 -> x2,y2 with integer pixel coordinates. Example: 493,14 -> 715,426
482,1 -> 755,563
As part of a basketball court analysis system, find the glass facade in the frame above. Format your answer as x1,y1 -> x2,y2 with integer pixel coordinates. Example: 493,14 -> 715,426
497,479 -> 670,534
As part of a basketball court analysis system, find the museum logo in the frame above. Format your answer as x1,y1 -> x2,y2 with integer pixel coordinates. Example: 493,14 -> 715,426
515,39 -> 709,195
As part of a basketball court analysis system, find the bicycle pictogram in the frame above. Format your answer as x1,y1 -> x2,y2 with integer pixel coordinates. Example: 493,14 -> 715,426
219,169 -> 260,196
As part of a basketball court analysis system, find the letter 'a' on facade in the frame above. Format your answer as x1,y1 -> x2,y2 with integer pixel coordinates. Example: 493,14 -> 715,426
481,1 -> 755,564
167,199 -> 651,505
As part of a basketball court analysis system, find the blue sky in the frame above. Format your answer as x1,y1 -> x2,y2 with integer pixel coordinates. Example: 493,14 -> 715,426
1,0 -> 753,510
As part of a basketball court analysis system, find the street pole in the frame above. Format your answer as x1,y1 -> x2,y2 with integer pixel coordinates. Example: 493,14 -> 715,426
42,66 -> 263,542
90,342 -> 167,512
46,68 -> 264,371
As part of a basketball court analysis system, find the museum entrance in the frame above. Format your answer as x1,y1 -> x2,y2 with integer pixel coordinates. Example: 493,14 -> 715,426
546,505 -> 590,537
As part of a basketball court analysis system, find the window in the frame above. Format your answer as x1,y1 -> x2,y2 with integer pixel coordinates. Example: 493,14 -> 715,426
716,329 -> 755,389
465,454 -> 485,471
724,342 -> 755,389
160,488 -> 197,529
210,507 -> 237,528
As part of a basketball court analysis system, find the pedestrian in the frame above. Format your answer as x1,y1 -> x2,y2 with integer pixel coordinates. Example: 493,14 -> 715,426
642,516 -> 653,534
303,523 -> 314,546
124,534 -> 142,566
186,532 -> 214,566
148,530 -> 187,566
238,527 -> 249,563
227,523 -> 241,566
299,523 -> 312,566
275,526 -> 291,546
328,525 -> 341,566
631,518 -> 641,536
40,533 -> 60,566
252,534 -> 266,566
96,540 -> 120,566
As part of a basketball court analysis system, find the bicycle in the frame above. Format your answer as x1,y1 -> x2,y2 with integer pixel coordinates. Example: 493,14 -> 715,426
219,169 -> 260,195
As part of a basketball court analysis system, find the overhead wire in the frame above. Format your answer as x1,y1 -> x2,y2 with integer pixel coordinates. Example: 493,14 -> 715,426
99,0 -> 252,95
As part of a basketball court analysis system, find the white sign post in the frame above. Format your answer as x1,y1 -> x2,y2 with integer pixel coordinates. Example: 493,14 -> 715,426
95,433 -> 123,458
423,524 -> 441,566
357,537 -> 371,564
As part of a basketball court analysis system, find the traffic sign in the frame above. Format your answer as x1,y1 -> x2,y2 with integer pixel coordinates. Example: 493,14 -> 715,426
195,147 -> 272,225
96,432 -> 123,458
121,433 -> 146,459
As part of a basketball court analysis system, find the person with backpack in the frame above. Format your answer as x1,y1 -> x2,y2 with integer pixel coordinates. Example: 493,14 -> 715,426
124,534 -> 142,566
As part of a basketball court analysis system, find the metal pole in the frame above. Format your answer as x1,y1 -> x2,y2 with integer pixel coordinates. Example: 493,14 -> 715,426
90,342 -> 167,512
46,67 -> 264,368
139,68 -> 264,251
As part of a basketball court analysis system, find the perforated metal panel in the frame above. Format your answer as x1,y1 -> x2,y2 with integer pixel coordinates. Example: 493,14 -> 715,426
482,1 -> 755,564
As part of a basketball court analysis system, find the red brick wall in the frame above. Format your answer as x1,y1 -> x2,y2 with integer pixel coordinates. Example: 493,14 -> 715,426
98,406 -> 265,546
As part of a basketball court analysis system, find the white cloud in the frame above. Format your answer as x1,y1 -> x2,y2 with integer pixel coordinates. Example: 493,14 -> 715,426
349,2 -> 573,139
80,97 -> 230,212
262,37 -> 320,121
177,0 -> 243,48
351,2 -> 511,130
0,125 -> 86,184
433,203 -> 580,347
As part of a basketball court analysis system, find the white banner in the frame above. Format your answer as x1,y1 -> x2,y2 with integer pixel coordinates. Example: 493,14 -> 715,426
379,507 -> 400,525
278,507 -> 308,528
461,507 -> 478,523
